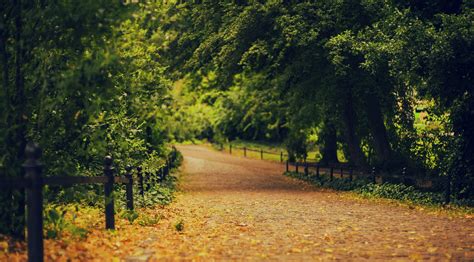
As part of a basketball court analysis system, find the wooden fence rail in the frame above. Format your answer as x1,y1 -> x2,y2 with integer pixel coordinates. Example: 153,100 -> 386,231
228,144 -> 291,162
0,142 -> 176,262
227,143 -> 319,162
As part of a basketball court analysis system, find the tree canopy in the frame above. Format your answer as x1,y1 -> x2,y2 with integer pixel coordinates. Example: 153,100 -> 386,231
163,0 -> 473,198
1,0 -> 473,235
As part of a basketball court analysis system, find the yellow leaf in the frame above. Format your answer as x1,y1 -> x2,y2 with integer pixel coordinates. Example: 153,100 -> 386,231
291,248 -> 301,253
409,253 -> 423,261
0,241 -> 8,253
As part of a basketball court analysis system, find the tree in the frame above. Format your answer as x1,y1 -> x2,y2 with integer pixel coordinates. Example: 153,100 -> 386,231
0,1 -> 174,235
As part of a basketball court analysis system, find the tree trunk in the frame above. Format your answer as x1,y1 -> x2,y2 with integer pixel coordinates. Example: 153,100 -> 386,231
342,92 -> 367,168
366,94 -> 392,164
319,120 -> 339,165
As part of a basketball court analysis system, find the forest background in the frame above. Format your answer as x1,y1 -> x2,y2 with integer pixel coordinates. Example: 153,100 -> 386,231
1,0 -> 473,236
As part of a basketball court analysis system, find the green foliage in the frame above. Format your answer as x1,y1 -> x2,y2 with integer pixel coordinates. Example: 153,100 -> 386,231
0,1 -> 179,235
169,72 -> 288,143
136,213 -> 162,227
356,183 -> 444,206
1,0 -> 474,236
163,0 -> 473,201
285,130 -> 308,161
141,184 -> 175,207
284,171 -> 459,207
44,205 -> 88,239
120,210 -> 139,224
174,219 -> 184,232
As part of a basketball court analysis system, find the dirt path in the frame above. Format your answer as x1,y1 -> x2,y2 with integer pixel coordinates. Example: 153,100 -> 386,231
132,145 -> 474,261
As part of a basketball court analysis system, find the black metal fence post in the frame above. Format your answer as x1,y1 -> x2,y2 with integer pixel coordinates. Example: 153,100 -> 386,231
260,149 -> 263,160
295,162 -> 299,174
402,167 -> 407,184
340,167 -> 344,178
23,142 -> 44,262
371,167 -> 376,184
445,173 -> 452,204
316,163 -> 320,179
286,160 -> 289,172
330,166 -> 334,181
244,147 -> 247,157
165,158 -> 170,178
280,152 -> 283,163
104,156 -> 115,230
125,165 -> 134,211
3,144 -> 184,261
229,144 -> 232,154
137,166 -> 144,199
349,166 -> 353,181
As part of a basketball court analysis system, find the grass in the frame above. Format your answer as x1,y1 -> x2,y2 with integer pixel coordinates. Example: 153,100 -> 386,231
222,139 -> 350,162
226,140 -> 284,153
221,140 -> 285,162
181,139 -> 349,162
212,139 -> 320,162
177,139 -> 206,145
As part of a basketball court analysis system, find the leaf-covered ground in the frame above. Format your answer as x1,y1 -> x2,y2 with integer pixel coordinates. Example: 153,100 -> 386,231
1,145 -> 473,261
138,145 -> 473,260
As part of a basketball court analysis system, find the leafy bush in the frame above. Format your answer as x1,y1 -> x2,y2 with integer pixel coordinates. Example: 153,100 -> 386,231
136,213 -> 162,227
0,2 -> 175,236
119,210 -> 139,224
43,205 -> 88,239
355,183 -> 445,206
285,171 -> 455,207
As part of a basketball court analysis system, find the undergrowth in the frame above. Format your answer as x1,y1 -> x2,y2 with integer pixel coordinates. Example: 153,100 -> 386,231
41,151 -> 183,240
285,171 -> 474,211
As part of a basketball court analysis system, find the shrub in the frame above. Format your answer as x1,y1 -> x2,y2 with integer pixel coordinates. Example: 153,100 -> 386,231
285,171 -> 457,207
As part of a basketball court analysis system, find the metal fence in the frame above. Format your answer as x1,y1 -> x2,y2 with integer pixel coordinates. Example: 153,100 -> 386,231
225,143 -> 451,204
0,142 -> 177,262
285,160 -> 451,203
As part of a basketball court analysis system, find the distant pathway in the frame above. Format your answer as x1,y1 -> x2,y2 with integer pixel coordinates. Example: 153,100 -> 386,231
134,145 -> 474,261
